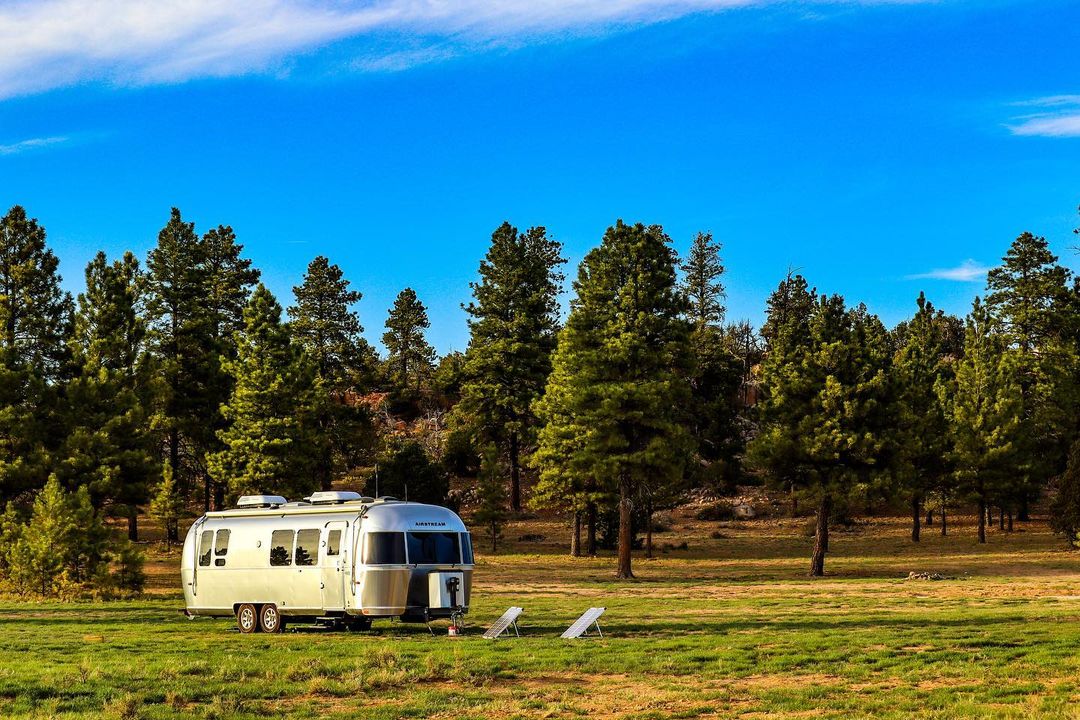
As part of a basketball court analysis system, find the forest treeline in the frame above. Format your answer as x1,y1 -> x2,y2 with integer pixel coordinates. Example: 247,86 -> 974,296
2,203 -> 1080,594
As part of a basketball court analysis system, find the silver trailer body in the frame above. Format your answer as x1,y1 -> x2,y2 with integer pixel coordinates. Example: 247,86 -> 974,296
181,498 -> 473,624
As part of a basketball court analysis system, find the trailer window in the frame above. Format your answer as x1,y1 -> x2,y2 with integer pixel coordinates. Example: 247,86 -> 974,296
406,532 -> 461,565
213,529 -> 230,566
326,529 -> 341,557
363,532 -> 405,565
295,529 -> 319,566
461,533 -> 474,564
198,531 -> 213,566
270,530 -> 293,566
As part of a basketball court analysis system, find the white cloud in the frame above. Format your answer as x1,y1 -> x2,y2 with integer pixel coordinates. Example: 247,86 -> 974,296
1008,95 -> 1080,138
907,259 -> 990,282
0,0 -> 920,100
0,135 -> 69,155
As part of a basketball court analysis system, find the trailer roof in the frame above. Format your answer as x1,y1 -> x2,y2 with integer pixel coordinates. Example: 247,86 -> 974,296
202,499 -> 467,532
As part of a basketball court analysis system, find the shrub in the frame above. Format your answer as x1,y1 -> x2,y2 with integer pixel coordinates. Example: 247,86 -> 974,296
365,439 -> 449,505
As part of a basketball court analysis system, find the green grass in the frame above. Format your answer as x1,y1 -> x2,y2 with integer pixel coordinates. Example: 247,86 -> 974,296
4,513 -> 1080,718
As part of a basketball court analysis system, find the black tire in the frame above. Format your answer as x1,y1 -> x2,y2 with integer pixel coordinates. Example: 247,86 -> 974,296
236,603 -> 258,634
259,603 -> 283,633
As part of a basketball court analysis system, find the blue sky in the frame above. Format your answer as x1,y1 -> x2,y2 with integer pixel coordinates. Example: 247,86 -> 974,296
1,0 -> 1078,353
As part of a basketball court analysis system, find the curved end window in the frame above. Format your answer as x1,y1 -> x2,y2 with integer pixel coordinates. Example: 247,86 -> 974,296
461,533 -> 474,565
406,532 -> 462,565
198,530 -> 213,567
363,532 -> 405,565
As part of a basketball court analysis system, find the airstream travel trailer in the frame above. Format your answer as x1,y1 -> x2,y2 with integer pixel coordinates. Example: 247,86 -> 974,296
181,492 -> 473,632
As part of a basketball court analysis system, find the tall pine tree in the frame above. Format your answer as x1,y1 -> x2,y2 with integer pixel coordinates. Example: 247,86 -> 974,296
0,206 -> 73,501
944,298 -> 1022,543
454,222 -> 565,512
680,231 -> 743,491
289,256 -> 377,489
534,220 -> 692,579
58,252 -> 157,539
208,285 -> 322,500
145,208 -> 214,522
893,292 -> 955,542
383,288 -> 436,399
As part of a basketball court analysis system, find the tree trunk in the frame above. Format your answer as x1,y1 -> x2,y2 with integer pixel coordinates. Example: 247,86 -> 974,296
491,522 -> 498,553
998,507 -> 1005,531
570,511 -> 581,557
1007,511 -> 1013,532
203,473 -> 211,512
810,494 -> 831,577
1018,494 -> 1030,521
911,492 -> 921,543
508,432 -> 522,513
926,507 -> 934,526
127,510 -> 138,542
645,497 -> 654,559
616,477 -> 634,579
790,484 -> 798,515
940,505 -> 947,536
319,447 -> 333,492
586,502 -> 597,557
977,488 -> 987,544
213,481 -> 225,511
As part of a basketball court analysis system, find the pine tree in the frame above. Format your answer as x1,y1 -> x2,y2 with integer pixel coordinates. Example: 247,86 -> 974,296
207,285 -> 322,501
749,285 -> 893,576
1050,438 -> 1080,547
893,293 -> 954,542
533,220 -> 692,579
288,256 -> 377,490
680,231 -> 743,491
985,231 -> 1075,521
149,464 -> 183,548
683,231 -> 726,330
454,222 -> 565,512
0,206 -> 73,501
364,440 -> 448,505
8,476 -> 76,596
944,298 -> 1022,543
383,288 -> 436,398
201,224 -> 261,508
145,208 -> 214,523
473,446 -> 508,552
58,251 -> 157,539
747,273 -> 817,513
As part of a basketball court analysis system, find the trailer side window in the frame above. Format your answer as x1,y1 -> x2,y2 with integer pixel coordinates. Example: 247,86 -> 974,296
406,532 -> 462,565
363,532 -> 405,564
461,533 -> 474,565
214,529 -> 230,566
270,530 -> 293,566
295,529 -> 319,566
198,530 -> 213,567
326,529 -> 341,557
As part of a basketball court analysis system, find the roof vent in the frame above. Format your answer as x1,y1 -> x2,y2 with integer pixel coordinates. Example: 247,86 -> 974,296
236,495 -> 287,508
374,496 -> 399,503
303,491 -> 363,505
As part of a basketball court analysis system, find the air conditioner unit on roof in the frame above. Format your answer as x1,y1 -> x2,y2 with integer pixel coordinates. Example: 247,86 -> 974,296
236,495 -> 287,508
303,491 -> 363,505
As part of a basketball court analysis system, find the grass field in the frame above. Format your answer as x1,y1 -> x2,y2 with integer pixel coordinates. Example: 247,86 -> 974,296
4,510 -> 1080,719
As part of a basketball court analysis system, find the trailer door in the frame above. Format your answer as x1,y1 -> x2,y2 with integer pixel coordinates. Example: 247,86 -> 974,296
321,521 -> 348,611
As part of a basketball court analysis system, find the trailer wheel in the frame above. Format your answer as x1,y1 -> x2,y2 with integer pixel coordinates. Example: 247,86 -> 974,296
236,604 -> 258,634
259,603 -> 283,633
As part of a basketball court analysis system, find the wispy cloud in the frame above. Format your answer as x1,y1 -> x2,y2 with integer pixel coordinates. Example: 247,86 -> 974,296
0,0 -> 925,100
0,135 -> 69,155
907,259 -> 990,282
1008,94 -> 1080,138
